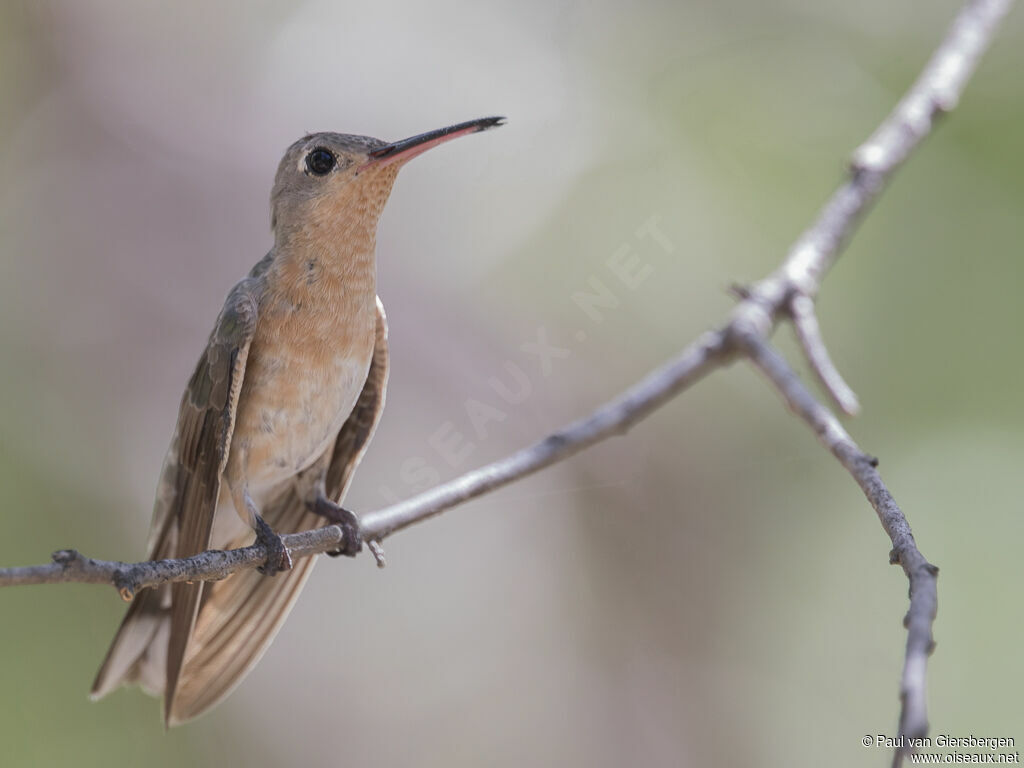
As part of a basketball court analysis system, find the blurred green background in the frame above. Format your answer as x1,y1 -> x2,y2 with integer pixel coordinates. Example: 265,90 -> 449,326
1,0 -> 1022,765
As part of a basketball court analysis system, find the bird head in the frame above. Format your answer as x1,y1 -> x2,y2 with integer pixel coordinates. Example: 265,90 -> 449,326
270,116 -> 504,240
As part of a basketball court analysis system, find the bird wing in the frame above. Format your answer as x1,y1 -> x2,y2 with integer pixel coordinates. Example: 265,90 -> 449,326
165,297 -> 390,724
90,275 -> 261,710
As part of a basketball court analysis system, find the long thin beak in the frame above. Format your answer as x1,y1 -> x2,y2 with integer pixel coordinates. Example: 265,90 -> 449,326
363,116 -> 505,169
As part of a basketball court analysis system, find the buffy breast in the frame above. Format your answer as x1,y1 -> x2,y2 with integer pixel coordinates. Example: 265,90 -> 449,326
229,310 -> 376,497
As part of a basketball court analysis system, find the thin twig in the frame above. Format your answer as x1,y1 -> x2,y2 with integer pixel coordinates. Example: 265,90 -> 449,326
736,333 -> 939,765
0,1 -> 1012,764
1,527 -> 349,600
789,294 -> 861,415
360,332 -> 732,538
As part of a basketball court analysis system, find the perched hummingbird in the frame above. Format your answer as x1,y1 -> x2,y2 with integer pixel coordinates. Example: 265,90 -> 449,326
90,116 -> 504,725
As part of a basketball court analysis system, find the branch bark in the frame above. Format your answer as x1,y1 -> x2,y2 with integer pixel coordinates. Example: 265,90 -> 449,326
0,1 -> 1012,764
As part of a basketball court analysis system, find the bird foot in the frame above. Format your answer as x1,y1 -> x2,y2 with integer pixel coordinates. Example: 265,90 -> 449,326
255,515 -> 293,576
311,497 -> 362,557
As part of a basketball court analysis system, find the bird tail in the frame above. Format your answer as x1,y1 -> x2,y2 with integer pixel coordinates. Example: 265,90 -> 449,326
89,500 -> 321,724
164,542 -> 318,724
90,585 -> 171,701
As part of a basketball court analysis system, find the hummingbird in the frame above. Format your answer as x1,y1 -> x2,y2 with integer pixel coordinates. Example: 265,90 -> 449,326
90,116 -> 504,726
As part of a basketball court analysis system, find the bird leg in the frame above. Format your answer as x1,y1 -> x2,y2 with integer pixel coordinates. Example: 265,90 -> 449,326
310,492 -> 362,558
254,513 -> 293,576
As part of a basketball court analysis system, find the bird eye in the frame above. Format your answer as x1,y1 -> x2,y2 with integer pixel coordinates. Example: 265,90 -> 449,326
306,148 -> 336,176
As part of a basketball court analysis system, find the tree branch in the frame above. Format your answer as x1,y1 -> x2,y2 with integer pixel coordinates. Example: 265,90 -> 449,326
0,0 -> 1011,763
736,333 -> 939,765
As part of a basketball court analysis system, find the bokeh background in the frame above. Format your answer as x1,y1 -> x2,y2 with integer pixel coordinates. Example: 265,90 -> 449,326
1,1 -> 1022,765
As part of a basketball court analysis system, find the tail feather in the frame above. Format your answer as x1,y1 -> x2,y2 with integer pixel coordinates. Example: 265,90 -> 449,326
90,586 -> 170,700
168,532 -> 319,724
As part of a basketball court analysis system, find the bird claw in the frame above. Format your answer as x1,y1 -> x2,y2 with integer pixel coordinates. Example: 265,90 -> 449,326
311,496 -> 362,557
254,515 -> 293,576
